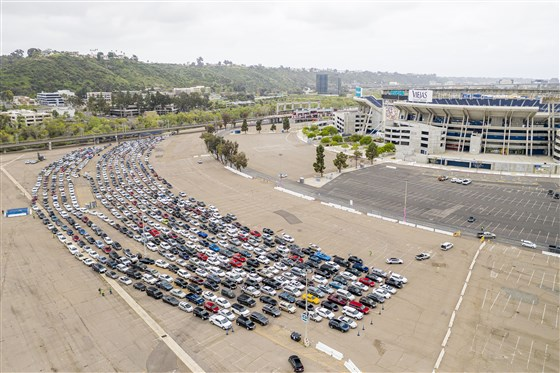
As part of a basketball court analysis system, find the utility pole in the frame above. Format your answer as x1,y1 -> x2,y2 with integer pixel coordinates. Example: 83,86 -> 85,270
403,180 -> 408,222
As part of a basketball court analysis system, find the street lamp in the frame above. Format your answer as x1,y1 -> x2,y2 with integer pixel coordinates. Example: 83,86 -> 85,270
303,268 -> 312,347
403,180 -> 408,223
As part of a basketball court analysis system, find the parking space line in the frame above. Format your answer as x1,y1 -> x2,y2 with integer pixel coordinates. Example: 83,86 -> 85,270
527,340 -> 534,369
480,333 -> 492,356
490,292 -> 501,311
553,274 -> 556,292
481,288 -> 489,309
516,268 -> 524,283
502,294 -> 512,312
526,213 -> 533,222
513,299 -> 522,318
470,323 -> 480,352
510,336 -> 520,364
541,304 -> 547,324
555,307 -> 559,328
528,270 -> 535,286
539,272 -> 546,288
542,344 -> 549,373
506,266 -> 514,280
528,300 -> 535,321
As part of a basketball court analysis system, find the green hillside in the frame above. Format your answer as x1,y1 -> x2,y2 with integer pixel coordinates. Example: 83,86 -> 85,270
0,53 -> 495,97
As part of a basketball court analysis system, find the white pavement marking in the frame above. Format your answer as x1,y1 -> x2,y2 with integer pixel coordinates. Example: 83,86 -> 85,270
511,336 -> 521,364
527,340 -> 534,369
542,344 -> 549,373
539,272 -> 546,288
502,294 -> 512,312
528,269 -> 535,285
470,324 -> 479,352
514,299 -> 522,318
541,304 -> 547,324
490,291 -> 501,311
104,278 -> 206,373
555,306 -> 559,329
481,289 -> 489,309
528,300 -> 536,321
506,266 -> 514,280
480,333 -> 491,356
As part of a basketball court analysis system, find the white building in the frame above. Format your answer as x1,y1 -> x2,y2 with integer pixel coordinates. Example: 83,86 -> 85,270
87,92 -> 112,103
172,86 -> 207,95
332,96 -> 383,134
36,92 -> 65,106
6,110 -> 52,126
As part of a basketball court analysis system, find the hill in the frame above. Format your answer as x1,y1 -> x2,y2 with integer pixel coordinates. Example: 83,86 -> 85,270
0,53 -> 497,97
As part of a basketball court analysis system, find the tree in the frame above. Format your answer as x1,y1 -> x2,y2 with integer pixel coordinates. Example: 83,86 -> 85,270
241,119 -> 248,133
270,123 -> 277,131
353,150 -> 363,168
232,152 -> 248,170
206,124 -> 215,134
27,48 -> 41,58
10,49 -> 24,58
282,117 -> 290,132
333,152 -> 348,173
196,56 -> 204,67
365,142 -> 378,163
255,119 -> 262,133
313,144 -> 326,177
221,112 -> 232,129
359,136 -> 373,146
96,51 -> 104,61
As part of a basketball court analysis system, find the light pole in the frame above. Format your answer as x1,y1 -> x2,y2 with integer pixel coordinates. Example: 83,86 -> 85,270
403,180 -> 408,223
303,268 -> 312,347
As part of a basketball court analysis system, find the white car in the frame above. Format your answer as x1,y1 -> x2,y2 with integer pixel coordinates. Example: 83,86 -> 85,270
176,259 -> 189,267
389,273 -> 408,284
242,286 -> 261,297
142,274 -> 157,284
155,259 -> 169,269
260,286 -> 277,296
373,288 -> 391,299
282,285 -> 301,297
316,307 -> 335,320
342,306 -> 363,320
82,258 -> 95,267
312,275 -> 328,285
462,179 -> 472,185
351,281 -> 369,292
440,242 -> 454,251
379,284 -> 397,294
218,308 -> 236,321
158,273 -> 174,282
282,234 -> 294,243
67,245 -> 79,255
521,240 -> 537,249
195,268 -> 209,278
119,276 -> 132,285
170,289 -> 186,299
385,258 -> 404,265
210,315 -> 232,330
103,236 -> 113,245
304,311 -> 323,323
337,315 -> 357,329
177,269 -> 190,279
178,301 -> 193,313
202,291 -> 217,301
340,271 -> 357,281
215,297 -> 231,309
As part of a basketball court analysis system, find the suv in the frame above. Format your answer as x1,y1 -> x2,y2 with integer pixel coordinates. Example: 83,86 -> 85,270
440,242 -> 454,251
193,306 -> 210,320
146,286 -> 163,299
249,311 -> 269,326
236,315 -> 256,330
221,287 -> 236,299
328,318 -> 350,333
262,304 -> 281,318
477,231 -> 496,239
238,294 -> 256,308
279,301 -> 296,314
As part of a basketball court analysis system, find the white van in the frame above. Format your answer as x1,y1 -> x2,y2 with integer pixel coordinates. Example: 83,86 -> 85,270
336,288 -> 355,301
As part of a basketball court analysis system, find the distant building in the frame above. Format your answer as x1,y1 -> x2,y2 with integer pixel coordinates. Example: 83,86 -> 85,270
13,96 -> 36,106
292,107 -> 333,123
87,92 -> 112,103
110,106 -> 139,117
154,104 -> 178,115
6,110 -> 52,126
172,86 -> 207,95
316,74 -> 328,94
36,92 -> 65,106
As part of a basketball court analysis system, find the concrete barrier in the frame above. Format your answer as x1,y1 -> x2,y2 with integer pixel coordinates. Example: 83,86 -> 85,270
224,166 -> 253,179
398,221 -> 415,227
315,342 -> 343,361
434,229 -> 454,236
542,251 -> 560,258
344,359 -> 361,373
382,217 -> 398,223
367,213 -> 383,219
416,224 -> 435,232
274,187 -> 315,201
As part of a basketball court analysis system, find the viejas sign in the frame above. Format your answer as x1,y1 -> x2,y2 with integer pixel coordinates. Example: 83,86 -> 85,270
408,89 -> 433,103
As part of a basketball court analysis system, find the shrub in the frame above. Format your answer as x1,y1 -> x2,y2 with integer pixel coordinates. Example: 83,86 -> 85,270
320,137 -> 331,144
341,143 -> 349,148
332,134 -> 343,143
359,136 -> 373,145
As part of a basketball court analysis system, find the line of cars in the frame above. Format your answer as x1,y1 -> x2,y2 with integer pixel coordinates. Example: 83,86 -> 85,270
33,137 -> 409,346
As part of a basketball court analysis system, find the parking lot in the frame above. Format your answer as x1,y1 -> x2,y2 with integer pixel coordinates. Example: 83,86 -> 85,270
1,129 -> 558,373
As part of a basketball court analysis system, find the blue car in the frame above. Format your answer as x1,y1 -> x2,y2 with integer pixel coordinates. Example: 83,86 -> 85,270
78,228 -> 87,235
197,231 -> 208,238
185,293 -> 204,305
328,281 -> 345,290
278,291 -> 296,303
352,262 -> 369,273
209,243 -> 221,252
315,251 -> 331,261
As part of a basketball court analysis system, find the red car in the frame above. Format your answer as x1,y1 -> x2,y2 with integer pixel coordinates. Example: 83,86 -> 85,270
197,252 -> 208,261
102,246 -> 112,254
72,235 -> 80,242
289,255 -> 303,263
327,294 -> 348,306
190,276 -> 204,285
250,230 -> 261,238
232,253 -> 246,262
359,277 -> 375,287
238,235 -> 248,242
230,259 -> 243,268
204,301 -> 219,313
349,300 -> 370,314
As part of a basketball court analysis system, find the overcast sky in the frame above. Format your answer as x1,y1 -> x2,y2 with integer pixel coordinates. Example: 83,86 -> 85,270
2,0 -> 558,79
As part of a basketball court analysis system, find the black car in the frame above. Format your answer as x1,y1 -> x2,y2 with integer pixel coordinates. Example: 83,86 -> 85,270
244,278 -> 260,288
221,278 -> 238,289
259,295 -> 278,306
279,291 -> 296,303
249,311 -> 269,326
328,318 -> 350,333
347,255 -> 363,264
134,282 -> 147,291
193,306 -> 210,320
367,292 -> 386,303
186,283 -> 202,294
246,259 -> 260,268
238,294 -> 256,308
359,296 -> 377,308
385,277 -> 403,289
332,255 -> 350,268
156,280 -> 173,291
235,315 -> 256,330
203,280 -> 220,291
146,286 -> 163,299
221,288 -> 236,299
288,355 -> 304,373
174,278 -> 188,288
321,300 -> 339,312
162,295 -> 180,306
347,285 -> 363,297
262,305 -> 281,318
295,300 -> 314,311
262,228 -> 274,235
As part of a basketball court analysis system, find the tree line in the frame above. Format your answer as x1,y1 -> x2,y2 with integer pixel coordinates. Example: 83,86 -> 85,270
200,132 -> 248,171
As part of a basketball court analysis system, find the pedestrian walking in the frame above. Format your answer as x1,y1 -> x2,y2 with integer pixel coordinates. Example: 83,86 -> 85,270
101,291 -> 105,297
98,288 -> 101,294
109,289 -> 112,295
